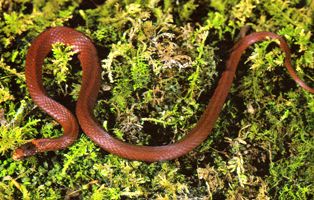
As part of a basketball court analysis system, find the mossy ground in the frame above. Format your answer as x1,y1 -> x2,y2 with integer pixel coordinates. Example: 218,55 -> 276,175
0,0 -> 313,199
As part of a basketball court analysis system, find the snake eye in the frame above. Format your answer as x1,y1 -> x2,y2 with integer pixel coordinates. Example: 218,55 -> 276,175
13,142 -> 38,160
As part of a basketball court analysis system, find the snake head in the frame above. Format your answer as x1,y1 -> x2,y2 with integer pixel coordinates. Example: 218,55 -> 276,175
13,142 -> 38,160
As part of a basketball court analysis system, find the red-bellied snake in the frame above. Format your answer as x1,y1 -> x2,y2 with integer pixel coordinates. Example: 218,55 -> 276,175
13,26 -> 314,161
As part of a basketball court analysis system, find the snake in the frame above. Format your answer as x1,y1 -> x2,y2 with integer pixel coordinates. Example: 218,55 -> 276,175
12,26 -> 314,162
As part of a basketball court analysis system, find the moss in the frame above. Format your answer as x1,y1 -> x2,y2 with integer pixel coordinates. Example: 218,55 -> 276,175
0,0 -> 313,199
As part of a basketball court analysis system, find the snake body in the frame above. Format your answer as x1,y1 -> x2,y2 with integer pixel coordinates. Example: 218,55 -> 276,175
13,27 -> 314,161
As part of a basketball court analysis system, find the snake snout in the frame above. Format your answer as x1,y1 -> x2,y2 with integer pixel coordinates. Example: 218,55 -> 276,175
13,142 -> 38,160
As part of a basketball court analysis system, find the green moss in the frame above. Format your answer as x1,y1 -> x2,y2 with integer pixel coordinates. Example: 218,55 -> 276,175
0,0 -> 313,199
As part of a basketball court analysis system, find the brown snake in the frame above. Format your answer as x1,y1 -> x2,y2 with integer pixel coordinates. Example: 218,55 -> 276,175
13,27 -> 314,161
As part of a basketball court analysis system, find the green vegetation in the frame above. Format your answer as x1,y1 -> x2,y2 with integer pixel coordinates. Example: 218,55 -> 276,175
0,0 -> 313,199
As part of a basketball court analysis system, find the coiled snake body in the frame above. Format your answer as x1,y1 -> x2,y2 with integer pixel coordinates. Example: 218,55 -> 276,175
13,27 -> 314,161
